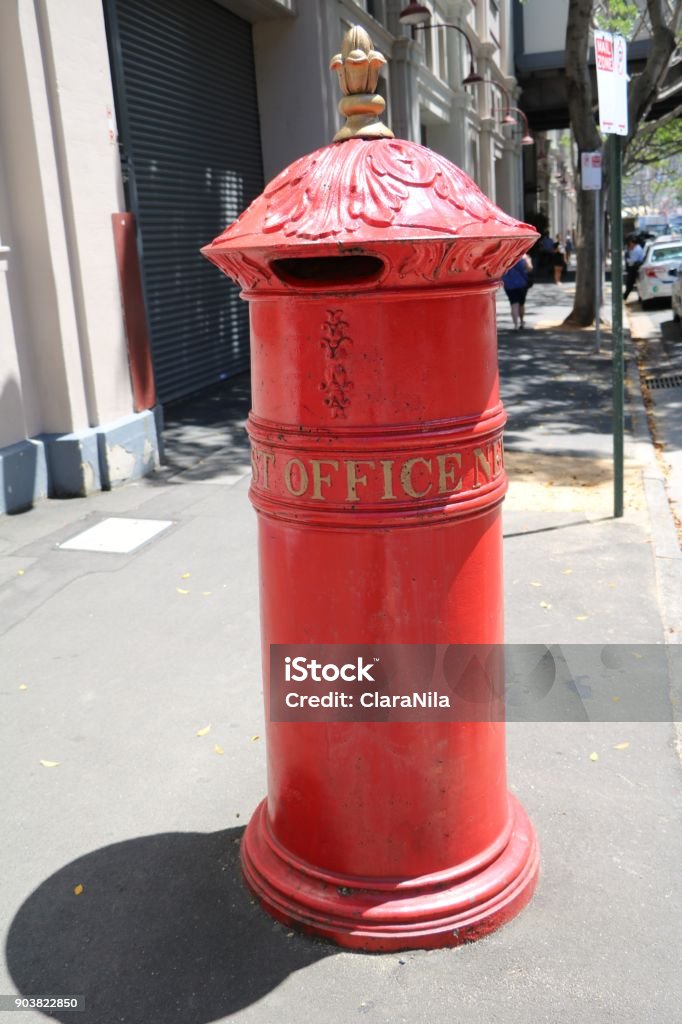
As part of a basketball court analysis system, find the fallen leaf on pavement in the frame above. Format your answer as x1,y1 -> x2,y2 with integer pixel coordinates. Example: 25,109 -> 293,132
540,601 -> 552,609
202,591 -> 212,596
576,615 -> 589,621
196,724 -> 211,737
214,744 -> 224,755
17,569 -> 25,576
251,735 -> 260,742
562,569 -> 573,575
19,684 -> 28,691
589,752 -> 599,762
614,742 -> 630,750
530,581 -> 542,587
181,572 -> 190,579
39,760 -> 60,768
73,884 -> 84,896
176,587 -> 190,595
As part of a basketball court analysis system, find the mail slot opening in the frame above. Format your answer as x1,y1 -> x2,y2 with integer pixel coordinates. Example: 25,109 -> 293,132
270,255 -> 384,288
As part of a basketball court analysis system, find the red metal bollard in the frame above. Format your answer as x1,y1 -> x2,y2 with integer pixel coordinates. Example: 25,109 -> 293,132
203,26 -> 539,951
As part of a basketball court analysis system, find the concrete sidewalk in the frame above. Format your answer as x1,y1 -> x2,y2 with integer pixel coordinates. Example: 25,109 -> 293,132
1,283 -> 680,1024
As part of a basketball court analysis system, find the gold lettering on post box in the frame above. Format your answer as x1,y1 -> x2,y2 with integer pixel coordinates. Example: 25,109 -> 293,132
380,459 -> 397,501
400,457 -> 433,498
284,458 -> 309,497
436,452 -> 463,494
473,446 -> 491,489
472,444 -> 501,489
253,438 -> 504,504
346,460 -> 376,501
493,438 -> 504,475
252,448 -> 275,490
310,459 -> 340,501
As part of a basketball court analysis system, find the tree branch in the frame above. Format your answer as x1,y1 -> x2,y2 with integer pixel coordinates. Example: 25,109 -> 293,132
627,0 -> 679,147
654,75 -> 682,102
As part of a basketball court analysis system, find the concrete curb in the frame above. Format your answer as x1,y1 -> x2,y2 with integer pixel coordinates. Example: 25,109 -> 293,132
624,312 -> 682,756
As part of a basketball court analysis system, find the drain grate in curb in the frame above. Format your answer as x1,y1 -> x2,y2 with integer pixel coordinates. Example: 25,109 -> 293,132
644,373 -> 682,390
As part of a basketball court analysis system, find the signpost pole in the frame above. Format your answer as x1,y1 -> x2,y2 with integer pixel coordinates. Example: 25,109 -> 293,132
610,133 -> 624,518
595,29 -> 627,519
595,189 -> 601,353
581,152 -> 603,353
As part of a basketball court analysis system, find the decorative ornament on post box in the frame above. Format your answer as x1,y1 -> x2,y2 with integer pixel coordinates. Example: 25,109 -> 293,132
202,26 -> 540,952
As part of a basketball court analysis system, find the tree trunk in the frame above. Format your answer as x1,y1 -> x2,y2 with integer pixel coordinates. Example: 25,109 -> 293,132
563,0 -> 601,327
562,0 -> 681,329
570,186 -> 599,326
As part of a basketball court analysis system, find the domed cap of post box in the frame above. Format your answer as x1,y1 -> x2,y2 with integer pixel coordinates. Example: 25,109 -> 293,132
201,26 -> 538,292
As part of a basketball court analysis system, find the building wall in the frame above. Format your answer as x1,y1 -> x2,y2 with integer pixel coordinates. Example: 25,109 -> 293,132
525,128 -> 577,239
251,0 -> 523,216
520,0 -> 569,59
0,0 -> 159,513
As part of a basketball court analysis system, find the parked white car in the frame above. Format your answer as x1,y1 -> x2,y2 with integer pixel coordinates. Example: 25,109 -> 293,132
671,265 -> 682,323
636,238 -> 682,307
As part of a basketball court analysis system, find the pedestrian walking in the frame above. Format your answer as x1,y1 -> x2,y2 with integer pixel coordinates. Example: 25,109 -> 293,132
501,254 -> 533,329
551,242 -> 567,284
537,229 -> 554,279
623,236 -> 645,300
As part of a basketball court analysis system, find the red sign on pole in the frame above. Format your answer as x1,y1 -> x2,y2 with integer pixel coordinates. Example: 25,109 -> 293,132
581,152 -> 603,191
595,34 -> 613,72
595,30 -> 628,136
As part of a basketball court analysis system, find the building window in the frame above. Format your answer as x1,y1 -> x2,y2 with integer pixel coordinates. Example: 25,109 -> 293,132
365,0 -> 386,23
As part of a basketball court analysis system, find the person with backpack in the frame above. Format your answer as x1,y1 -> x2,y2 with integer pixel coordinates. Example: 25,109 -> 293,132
501,254 -> 533,329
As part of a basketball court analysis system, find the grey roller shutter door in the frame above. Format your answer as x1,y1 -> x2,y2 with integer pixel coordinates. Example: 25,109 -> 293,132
109,0 -> 263,402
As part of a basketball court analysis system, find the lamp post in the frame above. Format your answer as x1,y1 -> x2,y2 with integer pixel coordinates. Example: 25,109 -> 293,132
505,106 -> 534,147
399,2 -> 484,85
487,79 -> 518,125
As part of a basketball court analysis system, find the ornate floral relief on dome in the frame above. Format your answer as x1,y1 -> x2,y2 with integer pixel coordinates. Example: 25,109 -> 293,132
444,237 -> 535,278
395,242 -> 447,282
210,253 -> 271,291
212,139 -> 530,245
393,235 -> 535,283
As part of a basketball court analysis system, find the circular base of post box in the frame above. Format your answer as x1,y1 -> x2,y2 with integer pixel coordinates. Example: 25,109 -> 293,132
240,795 -> 539,952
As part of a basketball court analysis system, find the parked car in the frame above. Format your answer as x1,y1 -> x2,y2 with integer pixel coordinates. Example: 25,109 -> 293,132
636,238 -> 682,308
671,264 -> 682,323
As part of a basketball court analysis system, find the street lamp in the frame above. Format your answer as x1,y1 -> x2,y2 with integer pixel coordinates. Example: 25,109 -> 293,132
398,2 -> 484,86
487,79 -> 518,125
485,80 -> 534,144
506,105 -> 535,146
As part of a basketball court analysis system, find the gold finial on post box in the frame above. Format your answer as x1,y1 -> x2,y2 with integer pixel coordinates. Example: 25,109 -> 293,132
329,26 -> 394,142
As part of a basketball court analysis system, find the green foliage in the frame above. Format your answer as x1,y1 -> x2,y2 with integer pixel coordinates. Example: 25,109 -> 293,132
594,1 -> 639,36
624,117 -> 682,208
627,117 -> 682,168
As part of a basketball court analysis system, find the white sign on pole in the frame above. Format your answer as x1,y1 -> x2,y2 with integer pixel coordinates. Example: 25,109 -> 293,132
594,30 -> 628,136
581,152 -> 603,190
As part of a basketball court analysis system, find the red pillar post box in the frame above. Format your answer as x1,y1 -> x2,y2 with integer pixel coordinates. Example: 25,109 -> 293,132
202,27 -> 539,951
